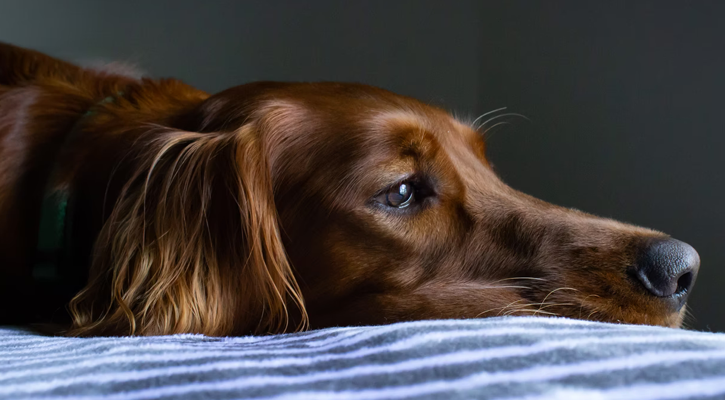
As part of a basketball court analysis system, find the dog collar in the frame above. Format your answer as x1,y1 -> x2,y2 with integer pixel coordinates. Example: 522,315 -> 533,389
33,190 -> 72,281
33,93 -> 123,282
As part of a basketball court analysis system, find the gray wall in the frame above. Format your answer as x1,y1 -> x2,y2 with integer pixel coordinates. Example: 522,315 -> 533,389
1,1 -> 722,331
0,0 -> 480,110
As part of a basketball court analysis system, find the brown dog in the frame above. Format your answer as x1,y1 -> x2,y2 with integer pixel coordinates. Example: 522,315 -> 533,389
0,43 -> 700,336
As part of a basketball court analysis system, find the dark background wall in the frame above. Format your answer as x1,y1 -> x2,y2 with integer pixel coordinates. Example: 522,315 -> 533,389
1,1 -> 722,331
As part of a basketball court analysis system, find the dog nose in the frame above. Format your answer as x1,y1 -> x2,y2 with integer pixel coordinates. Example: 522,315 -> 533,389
633,238 -> 700,306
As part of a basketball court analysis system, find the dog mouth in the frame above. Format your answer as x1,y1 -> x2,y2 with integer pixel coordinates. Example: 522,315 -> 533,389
573,302 -> 688,328
523,299 -> 687,328
500,280 -> 690,328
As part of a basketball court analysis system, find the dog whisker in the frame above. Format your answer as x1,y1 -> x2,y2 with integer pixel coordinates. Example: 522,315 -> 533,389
534,287 -> 579,316
497,301 -> 535,317
476,299 -> 527,318
476,112 -> 530,132
502,309 -> 534,316
470,107 -> 507,129
586,308 -> 602,321
505,308 -> 559,317
528,302 -> 577,307
680,306 -> 697,330
482,121 -> 510,135
535,303 -> 577,310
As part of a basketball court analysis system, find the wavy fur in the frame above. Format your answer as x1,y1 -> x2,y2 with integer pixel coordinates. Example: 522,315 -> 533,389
68,126 -> 307,336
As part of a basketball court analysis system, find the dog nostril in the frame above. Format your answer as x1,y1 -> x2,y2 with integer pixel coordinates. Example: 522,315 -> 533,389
676,271 -> 694,295
633,238 -> 700,302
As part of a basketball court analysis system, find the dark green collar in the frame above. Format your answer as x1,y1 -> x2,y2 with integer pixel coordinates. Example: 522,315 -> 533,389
33,190 -> 72,280
32,93 -> 123,281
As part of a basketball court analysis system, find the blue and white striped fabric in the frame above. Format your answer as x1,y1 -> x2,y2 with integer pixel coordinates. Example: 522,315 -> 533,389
2,317 -> 725,400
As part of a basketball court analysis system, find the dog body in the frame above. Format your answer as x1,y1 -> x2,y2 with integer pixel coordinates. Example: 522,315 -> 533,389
0,43 -> 700,336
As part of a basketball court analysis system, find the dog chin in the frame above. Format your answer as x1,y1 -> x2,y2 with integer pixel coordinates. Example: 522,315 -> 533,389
602,307 -> 687,328
671,307 -> 688,328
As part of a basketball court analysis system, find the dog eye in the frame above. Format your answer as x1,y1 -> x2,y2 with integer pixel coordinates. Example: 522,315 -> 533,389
381,182 -> 415,208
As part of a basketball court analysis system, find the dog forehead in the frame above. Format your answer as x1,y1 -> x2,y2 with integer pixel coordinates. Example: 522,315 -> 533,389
365,108 -> 487,165
369,109 -> 471,139
253,83 -> 479,148
258,93 -> 489,186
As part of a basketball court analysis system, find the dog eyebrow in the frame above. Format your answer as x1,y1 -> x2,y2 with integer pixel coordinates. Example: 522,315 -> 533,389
369,109 -> 430,131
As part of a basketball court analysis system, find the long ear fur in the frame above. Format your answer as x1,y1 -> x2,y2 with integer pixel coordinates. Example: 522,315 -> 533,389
68,125 -> 307,336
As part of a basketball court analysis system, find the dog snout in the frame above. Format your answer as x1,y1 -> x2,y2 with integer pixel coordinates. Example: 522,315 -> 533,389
632,238 -> 700,308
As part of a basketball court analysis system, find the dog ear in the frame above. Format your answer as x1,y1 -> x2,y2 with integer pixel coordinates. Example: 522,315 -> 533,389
68,125 -> 307,336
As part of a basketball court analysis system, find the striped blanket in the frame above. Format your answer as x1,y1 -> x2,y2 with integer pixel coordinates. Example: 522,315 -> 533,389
1,317 -> 725,400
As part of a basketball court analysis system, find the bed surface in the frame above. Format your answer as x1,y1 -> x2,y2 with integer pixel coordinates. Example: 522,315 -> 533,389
2,316 -> 725,400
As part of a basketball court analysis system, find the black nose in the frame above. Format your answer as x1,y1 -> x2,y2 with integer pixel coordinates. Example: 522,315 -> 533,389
633,238 -> 700,307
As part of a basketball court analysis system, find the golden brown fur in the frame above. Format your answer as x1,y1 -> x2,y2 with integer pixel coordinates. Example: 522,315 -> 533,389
0,43 -> 699,336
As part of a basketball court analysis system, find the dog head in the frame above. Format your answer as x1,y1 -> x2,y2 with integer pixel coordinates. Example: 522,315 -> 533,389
71,82 -> 699,335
